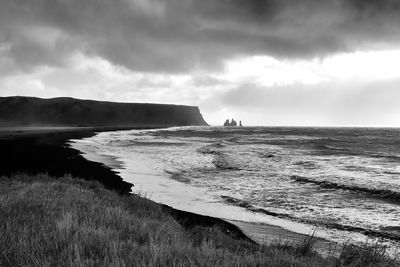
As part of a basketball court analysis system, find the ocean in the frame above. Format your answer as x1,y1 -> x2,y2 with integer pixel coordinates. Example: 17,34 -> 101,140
71,126 -> 400,251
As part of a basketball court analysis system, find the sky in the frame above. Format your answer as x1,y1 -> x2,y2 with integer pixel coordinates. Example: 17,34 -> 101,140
1,0 -> 400,126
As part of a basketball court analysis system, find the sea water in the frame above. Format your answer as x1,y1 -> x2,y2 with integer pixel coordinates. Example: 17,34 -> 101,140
71,126 -> 400,251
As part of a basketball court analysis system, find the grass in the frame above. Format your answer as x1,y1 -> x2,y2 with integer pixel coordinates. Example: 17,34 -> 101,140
0,174 -> 398,267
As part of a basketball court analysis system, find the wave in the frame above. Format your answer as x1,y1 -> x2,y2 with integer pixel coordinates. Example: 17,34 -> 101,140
257,152 -> 276,159
383,171 -> 400,175
315,143 -> 400,161
221,196 -> 253,208
197,140 -> 231,153
367,152 -> 400,161
293,161 -> 317,169
221,195 -> 400,241
212,154 -> 240,170
291,176 -> 400,202
313,144 -> 355,155
320,144 -> 349,151
165,170 -> 191,183
226,137 -> 242,143
197,144 -> 240,170
196,144 -> 224,155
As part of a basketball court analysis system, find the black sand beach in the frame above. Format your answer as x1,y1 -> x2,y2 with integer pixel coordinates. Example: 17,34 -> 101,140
0,127 -> 133,194
2,126 -> 399,266
0,127 -> 253,243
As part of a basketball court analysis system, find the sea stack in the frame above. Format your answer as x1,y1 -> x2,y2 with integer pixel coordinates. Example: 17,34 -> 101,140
223,118 -> 241,127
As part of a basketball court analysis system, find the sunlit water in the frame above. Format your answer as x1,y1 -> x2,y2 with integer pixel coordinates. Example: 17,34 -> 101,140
71,126 -> 400,251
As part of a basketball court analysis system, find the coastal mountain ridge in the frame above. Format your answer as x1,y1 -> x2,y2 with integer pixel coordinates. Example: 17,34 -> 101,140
0,96 -> 208,127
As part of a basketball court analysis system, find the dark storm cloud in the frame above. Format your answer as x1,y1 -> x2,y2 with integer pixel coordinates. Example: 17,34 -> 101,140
1,0 -> 400,73
348,0 -> 400,15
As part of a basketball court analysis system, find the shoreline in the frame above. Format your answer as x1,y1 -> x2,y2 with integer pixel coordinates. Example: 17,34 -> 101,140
0,126 -> 133,194
0,126 -> 333,255
68,127 -> 335,255
0,127 -> 253,243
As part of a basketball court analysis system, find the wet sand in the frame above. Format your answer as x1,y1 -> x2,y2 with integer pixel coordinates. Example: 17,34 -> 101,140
0,127 -> 253,242
1,126 -> 334,255
68,130 -> 336,255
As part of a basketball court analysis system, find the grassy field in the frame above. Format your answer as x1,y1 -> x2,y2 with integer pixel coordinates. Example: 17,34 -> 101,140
0,174 -> 397,267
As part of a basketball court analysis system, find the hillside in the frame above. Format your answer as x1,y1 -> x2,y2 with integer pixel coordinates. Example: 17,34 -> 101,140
0,96 -> 208,127
1,174 -> 396,266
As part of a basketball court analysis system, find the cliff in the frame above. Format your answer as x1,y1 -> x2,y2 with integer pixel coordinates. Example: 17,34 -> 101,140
0,96 -> 208,127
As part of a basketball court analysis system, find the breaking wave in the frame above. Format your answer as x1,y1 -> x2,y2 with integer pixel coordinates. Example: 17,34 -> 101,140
76,126 -> 400,251
197,143 -> 240,170
291,176 -> 400,202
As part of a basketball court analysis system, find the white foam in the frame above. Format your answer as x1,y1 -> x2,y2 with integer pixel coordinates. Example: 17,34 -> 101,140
70,127 -> 400,252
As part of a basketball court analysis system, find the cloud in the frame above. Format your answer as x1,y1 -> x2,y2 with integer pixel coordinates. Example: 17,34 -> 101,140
1,0 -> 400,74
2,47 -> 400,126
2,0 -> 400,127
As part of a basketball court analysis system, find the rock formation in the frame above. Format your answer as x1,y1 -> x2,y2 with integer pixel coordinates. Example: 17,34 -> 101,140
0,96 -> 208,127
223,118 -> 242,127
